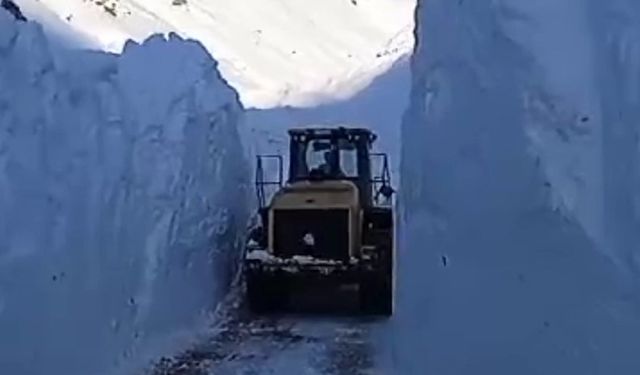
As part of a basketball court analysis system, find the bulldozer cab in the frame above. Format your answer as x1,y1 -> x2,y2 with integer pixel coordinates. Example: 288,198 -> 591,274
255,127 -> 392,209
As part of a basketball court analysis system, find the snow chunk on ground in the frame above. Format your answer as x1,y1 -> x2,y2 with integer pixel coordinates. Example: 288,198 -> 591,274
389,1 -> 640,374
0,10 -> 250,375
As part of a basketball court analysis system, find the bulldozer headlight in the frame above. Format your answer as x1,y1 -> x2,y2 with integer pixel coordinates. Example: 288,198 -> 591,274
302,232 -> 315,246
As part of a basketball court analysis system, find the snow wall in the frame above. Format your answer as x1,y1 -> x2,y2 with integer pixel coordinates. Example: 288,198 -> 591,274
0,10 -> 251,375
392,0 -> 640,374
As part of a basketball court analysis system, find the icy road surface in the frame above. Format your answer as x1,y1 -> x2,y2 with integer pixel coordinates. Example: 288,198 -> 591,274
145,288 -> 385,375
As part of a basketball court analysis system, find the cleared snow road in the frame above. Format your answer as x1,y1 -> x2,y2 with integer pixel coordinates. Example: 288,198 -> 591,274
145,287 -> 385,375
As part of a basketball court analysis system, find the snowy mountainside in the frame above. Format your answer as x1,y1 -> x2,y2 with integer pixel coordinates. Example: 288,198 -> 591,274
0,10 -> 250,375
390,0 -> 640,374
18,0 -> 415,108
8,0 -> 94,48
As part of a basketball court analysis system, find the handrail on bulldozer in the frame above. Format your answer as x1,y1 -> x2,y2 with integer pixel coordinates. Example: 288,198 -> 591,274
255,154 -> 283,209
370,152 -> 393,205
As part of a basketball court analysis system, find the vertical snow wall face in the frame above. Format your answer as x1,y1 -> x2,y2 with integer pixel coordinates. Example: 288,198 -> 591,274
0,10 -> 250,375
395,0 -> 640,374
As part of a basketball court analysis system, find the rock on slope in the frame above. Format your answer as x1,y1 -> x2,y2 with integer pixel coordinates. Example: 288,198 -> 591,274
0,9 -> 250,375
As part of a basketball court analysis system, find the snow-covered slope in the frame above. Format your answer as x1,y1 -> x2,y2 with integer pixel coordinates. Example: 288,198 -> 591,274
9,0 -> 94,48
18,0 -> 414,108
0,9 -> 250,375
390,0 -> 640,373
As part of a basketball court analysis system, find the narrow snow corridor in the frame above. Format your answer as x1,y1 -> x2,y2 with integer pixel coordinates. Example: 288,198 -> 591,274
3,0 -> 640,374
138,50 -> 410,375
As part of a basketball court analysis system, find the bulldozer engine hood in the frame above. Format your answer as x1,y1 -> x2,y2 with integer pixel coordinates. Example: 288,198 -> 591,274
266,180 -> 361,260
270,180 -> 360,209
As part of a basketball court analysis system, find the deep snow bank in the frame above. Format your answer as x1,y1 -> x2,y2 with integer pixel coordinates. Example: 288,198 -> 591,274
392,0 -> 640,374
0,10 -> 250,375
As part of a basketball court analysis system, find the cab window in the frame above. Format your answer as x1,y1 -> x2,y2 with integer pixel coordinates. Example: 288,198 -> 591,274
306,139 -> 331,172
337,138 -> 358,177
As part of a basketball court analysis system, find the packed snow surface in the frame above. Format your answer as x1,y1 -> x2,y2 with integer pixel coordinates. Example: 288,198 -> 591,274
0,10 -> 250,375
389,0 -> 640,374
19,0 -> 415,108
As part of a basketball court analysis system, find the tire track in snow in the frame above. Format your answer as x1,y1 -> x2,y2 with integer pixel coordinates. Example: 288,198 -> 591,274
144,288 -> 381,375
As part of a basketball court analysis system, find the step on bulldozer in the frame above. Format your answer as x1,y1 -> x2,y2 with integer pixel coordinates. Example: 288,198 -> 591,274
243,127 -> 395,316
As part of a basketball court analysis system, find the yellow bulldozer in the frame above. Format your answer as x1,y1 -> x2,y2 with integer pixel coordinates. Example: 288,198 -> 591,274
243,127 -> 395,316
